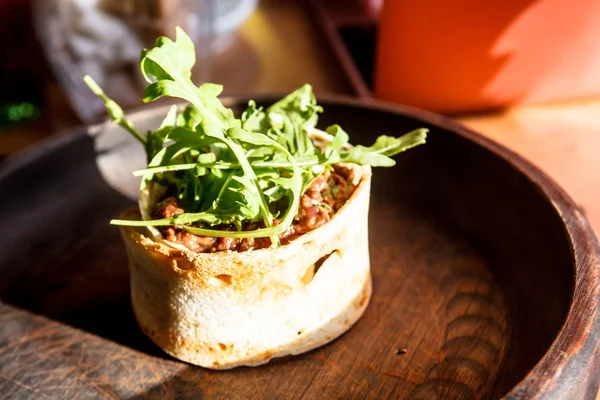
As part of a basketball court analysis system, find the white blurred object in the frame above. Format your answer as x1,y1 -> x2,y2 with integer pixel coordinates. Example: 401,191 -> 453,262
34,0 -> 258,123
213,0 -> 258,35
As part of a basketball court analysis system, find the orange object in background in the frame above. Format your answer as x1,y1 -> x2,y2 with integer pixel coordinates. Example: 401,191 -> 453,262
373,0 -> 600,114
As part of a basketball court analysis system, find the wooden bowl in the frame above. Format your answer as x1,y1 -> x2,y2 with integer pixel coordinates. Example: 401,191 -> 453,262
0,97 -> 598,399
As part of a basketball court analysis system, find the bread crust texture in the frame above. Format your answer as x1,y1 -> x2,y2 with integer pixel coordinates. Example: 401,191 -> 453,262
119,165 -> 372,369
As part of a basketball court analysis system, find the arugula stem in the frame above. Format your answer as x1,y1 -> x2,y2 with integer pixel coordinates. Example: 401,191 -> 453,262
110,217 -> 284,239
83,75 -> 146,144
131,159 -> 322,176
111,218 -> 173,226
260,142 -> 303,238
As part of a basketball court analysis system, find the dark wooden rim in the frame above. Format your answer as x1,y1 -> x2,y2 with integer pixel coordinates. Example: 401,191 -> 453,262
1,95 -> 598,398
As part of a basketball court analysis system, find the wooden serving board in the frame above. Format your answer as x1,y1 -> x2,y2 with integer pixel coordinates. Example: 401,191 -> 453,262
0,98 -> 598,399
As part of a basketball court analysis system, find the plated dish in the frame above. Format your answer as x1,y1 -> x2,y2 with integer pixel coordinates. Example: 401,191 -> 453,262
84,27 -> 426,369
0,29 -> 598,400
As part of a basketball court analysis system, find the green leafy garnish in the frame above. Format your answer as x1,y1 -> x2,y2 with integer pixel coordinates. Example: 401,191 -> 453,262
84,27 -> 427,245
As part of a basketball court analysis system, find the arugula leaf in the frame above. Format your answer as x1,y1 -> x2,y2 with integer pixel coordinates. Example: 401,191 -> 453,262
140,28 -> 239,131
228,174 -> 261,218
246,147 -> 275,159
324,124 -> 349,161
140,32 -> 194,81
341,128 -> 428,167
176,105 -> 202,129
178,170 -> 203,211
200,169 -> 231,211
266,84 -> 321,156
241,100 -> 267,132
145,105 -> 178,162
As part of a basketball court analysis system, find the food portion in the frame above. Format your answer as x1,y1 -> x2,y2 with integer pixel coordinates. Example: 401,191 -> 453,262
85,27 -> 427,369
150,163 -> 356,253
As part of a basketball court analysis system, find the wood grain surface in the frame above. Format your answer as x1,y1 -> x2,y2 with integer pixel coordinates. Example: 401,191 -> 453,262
459,101 -> 600,235
0,99 -> 598,399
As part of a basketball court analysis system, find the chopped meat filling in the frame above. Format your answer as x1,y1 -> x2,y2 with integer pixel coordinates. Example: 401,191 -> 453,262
152,166 -> 357,253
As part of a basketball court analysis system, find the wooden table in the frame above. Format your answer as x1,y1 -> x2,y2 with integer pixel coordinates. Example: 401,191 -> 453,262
1,0 -> 599,239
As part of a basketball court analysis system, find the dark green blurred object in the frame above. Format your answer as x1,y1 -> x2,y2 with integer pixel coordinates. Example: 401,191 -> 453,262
0,0 -> 45,131
0,102 -> 40,129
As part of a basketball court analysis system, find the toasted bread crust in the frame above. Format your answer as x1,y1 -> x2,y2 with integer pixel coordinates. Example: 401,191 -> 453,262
119,166 -> 372,369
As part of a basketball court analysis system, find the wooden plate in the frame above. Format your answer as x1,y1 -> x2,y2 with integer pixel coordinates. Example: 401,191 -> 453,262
0,97 -> 598,400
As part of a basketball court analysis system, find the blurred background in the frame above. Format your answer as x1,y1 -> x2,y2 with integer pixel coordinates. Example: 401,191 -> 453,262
0,0 -> 366,157
5,0 -> 599,149
1,0 -> 600,230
